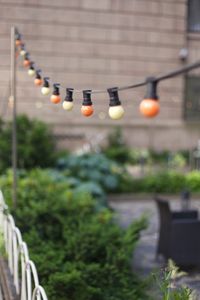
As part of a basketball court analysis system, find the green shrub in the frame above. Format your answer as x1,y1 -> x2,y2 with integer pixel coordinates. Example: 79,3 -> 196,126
102,127 -> 131,164
186,171 -> 200,192
124,171 -> 186,193
0,169 -> 148,300
114,169 -> 200,194
113,171 -> 188,194
0,115 -> 57,172
57,153 -> 129,194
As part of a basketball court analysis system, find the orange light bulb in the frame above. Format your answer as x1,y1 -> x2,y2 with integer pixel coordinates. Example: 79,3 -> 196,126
139,99 -> 160,118
34,78 -> 43,86
50,84 -> 61,104
81,90 -> 94,117
81,105 -> 94,117
23,59 -> 30,67
51,94 -> 61,104
15,39 -> 22,46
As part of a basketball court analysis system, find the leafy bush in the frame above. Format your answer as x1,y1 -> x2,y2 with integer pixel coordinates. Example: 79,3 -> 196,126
102,128 -> 190,168
186,171 -> 200,192
112,169 -> 200,194
102,127 -> 131,164
0,115 -> 57,172
0,169 -> 148,300
56,153 -> 129,194
107,170 -> 187,194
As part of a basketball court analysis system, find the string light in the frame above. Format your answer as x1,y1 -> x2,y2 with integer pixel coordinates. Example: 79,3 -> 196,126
34,70 -> 43,86
51,84 -> 61,104
81,90 -> 94,117
15,33 -> 22,46
20,44 -> 26,56
62,88 -> 74,111
14,29 -> 200,120
23,53 -> 30,67
140,77 -> 160,118
107,87 -> 124,120
41,77 -> 50,95
28,62 -> 36,77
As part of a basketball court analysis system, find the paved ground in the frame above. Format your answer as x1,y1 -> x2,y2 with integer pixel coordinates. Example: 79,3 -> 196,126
109,197 -> 200,299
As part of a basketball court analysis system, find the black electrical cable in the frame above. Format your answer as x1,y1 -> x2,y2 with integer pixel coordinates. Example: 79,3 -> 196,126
156,60 -> 200,82
16,29 -> 200,95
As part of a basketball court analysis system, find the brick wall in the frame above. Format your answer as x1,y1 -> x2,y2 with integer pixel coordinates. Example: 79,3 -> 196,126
0,0 -> 200,150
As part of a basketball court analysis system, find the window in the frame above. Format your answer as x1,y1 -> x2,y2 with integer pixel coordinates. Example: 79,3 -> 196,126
184,76 -> 200,121
188,0 -> 200,32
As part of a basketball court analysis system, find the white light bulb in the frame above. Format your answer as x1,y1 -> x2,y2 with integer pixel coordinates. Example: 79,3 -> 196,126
62,101 -> 74,111
28,69 -> 36,77
20,50 -> 26,56
41,87 -> 50,96
108,105 -> 124,120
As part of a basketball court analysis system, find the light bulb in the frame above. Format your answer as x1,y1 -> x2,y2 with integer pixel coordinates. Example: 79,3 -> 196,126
81,90 -> 94,117
20,50 -> 26,56
34,78 -> 43,86
23,59 -> 30,67
20,44 -> 26,56
63,88 -> 74,111
81,105 -> 94,117
15,39 -> 22,46
140,78 -> 160,118
51,84 -> 61,104
28,67 -> 36,77
28,62 -> 35,76
41,87 -> 50,96
51,95 -> 61,104
140,99 -> 160,118
109,105 -> 124,120
15,33 -> 22,46
34,70 -> 43,86
41,78 -> 50,95
63,101 -> 74,111
28,69 -> 35,76
107,87 -> 124,120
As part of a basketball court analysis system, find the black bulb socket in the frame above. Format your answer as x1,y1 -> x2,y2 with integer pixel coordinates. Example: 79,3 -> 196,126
108,87 -> 121,106
20,43 -> 25,50
144,77 -> 158,100
36,70 -> 41,79
29,62 -> 35,70
53,84 -> 60,95
65,88 -> 74,102
15,32 -> 21,41
82,90 -> 92,106
43,77 -> 50,87
24,52 -> 30,61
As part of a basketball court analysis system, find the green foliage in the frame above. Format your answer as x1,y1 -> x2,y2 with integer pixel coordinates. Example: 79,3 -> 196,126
186,171 -> 200,192
131,171 -> 186,194
57,153 -> 127,194
153,260 -> 196,300
102,127 -> 131,164
102,127 -> 189,168
0,169 -> 148,300
148,149 -> 171,164
0,115 -> 57,172
116,170 -> 200,194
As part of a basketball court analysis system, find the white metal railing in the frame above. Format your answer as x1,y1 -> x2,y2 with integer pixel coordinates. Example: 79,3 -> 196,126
0,190 -> 48,300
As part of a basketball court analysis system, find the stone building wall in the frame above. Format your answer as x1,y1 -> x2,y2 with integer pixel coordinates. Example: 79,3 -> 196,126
0,0 -> 200,150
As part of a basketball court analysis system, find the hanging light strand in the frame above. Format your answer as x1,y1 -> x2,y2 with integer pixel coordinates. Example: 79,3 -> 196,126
15,29 -> 200,95
14,28 -> 200,120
